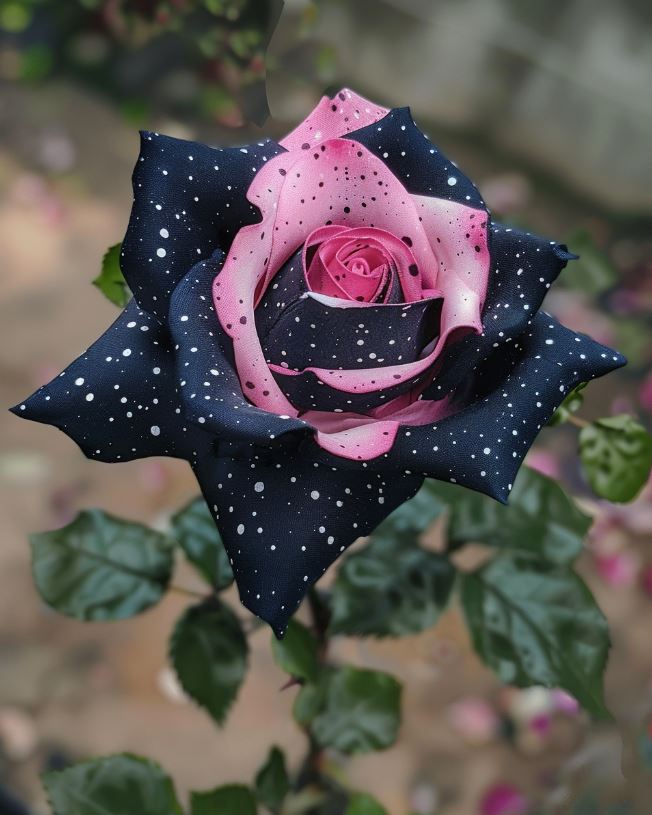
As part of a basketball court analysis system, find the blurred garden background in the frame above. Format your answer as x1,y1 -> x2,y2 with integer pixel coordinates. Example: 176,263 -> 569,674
1,1 -> 651,813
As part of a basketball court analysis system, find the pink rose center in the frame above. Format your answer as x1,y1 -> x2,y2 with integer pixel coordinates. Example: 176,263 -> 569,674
303,224 -> 423,305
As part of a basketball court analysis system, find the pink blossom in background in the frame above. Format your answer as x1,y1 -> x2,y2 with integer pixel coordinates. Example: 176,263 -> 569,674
525,449 -> 560,479
594,551 -> 639,587
447,697 -> 500,744
640,373 -> 652,412
641,565 -> 652,598
551,689 -> 580,716
480,783 -> 529,815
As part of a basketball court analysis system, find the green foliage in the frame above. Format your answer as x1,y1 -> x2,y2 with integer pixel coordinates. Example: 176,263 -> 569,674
564,230 -> 617,295
461,555 -> 610,719
345,793 -> 389,815
442,466 -> 591,565
294,667 -> 402,754
191,784 -> 258,815
370,480 -> 446,545
271,619 -> 320,682
579,415 -> 652,503
170,598 -> 248,725
92,243 -> 131,308
171,497 -> 234,589
43,754 -> 182,815
254,746 -> 290,814
548,382 -> 586,426
329,536 -> 455,637
30,509 -> 175,621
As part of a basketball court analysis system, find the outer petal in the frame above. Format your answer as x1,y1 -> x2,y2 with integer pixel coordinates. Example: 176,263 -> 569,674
280,87 -> 388,151
347,106 -> 485,208
192,452 -> 422,635
121,131 -> 284,320
11,301 -> 209,462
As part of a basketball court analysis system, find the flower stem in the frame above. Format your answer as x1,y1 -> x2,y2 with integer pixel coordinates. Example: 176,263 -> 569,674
567,414 -> 590,429
169,584 -> 207,600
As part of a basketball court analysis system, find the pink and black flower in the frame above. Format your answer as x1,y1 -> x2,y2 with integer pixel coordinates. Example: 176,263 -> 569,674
12,89 -> 625,634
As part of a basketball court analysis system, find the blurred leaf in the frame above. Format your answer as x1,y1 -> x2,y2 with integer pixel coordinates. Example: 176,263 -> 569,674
0,3 -> 32,33
191,784 -> 257,815
329,537 -> 455,637
371,480 -> 446,546
171,497 -> 233,589
43,754 -> 182,815
442,467 -> 590,565
345,793 -> 388,815
170,598 -> 248,726
461,556 -> 610,719
271,619 -> 319,681
30,509 -> 174,621
548,382 -> 586,426
92,243 -> 131,308
20,45 -> 53,81
294,667 -> 402,754
564,230 -> 617,295
579,415 -> 652,503
612,318 -> 649,368
254,746 -> 289,814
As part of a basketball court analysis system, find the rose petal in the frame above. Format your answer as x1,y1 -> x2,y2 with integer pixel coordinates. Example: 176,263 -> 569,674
121,131 -> 284,320
10,302 -> 207,462
280,87 -> 388,151
192,453 -> 422,635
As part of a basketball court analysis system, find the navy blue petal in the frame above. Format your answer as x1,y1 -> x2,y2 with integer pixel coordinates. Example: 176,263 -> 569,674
347,107 -> 484,208
192,452 -> 423,635
121,131 -> 285,320
11,301 -> 209,462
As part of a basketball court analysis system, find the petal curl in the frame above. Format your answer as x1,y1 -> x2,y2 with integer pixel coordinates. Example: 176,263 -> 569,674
192,453 -> 422,635
121,131 -> 284,320
280,87 -> 388,151
11,302 -> 208,462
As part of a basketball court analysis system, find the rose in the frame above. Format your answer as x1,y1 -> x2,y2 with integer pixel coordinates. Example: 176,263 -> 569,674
12,88 -> 624,635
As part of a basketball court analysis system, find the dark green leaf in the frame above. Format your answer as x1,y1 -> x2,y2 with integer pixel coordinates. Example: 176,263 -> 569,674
271,619 -> 319,681
43,753 -> 182,815
563,230 -> 617,295
171,497 -> 233,589
92,243 -> 131,308
191,784 -> 257,815
444,467 -> 591,565
294,667 -> 402,754
370,480 -> 446,546
345,793 -> 388,815
579,415 -> 652,503
30,509 -> 175,621
460,556 -> 610,719
548,382 -> 586,426
170,598 -> 248,725
254,746 -> 289,814
329,537 -> 455,637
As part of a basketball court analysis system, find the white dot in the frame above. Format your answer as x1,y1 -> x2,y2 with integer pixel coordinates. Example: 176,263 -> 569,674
254,481 -> 264,493
159,228 -> 169,238
483,447 -> 491,455
153,367 -> 161,374
74,377 -> 85,386
156,248 -> 166,258
85,393 -> 94,402
180,315 -> 189,322
123,348 -> 132,357
150,425 -> 160,436
447,176 -> 457,186
310,490 -> 320,500
237,523 -> 245,535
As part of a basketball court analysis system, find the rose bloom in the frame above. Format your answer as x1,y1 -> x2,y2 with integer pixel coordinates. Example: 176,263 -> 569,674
12,89 -> 624,634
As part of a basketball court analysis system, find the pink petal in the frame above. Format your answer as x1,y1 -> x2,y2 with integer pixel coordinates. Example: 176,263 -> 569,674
480,784 -> 528,815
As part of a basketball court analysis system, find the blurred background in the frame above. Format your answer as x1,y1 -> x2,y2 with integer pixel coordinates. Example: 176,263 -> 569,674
1,1 -> 651,813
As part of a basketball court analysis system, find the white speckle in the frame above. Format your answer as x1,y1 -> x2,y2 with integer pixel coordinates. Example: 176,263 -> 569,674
310,490 -> 320,500
156,248 -> 166,258
153,367 -> 161,374
254,481 -> 264,493
85,393 -> 94,402
122,348 -> 132,357
447,176 -> 457,186
180,315 -> 189,322
150,425 -> 160,436
74,377 -> 85,386
483,447 -> 491,455
237,523 -> 245,535
159,228 -> 169,238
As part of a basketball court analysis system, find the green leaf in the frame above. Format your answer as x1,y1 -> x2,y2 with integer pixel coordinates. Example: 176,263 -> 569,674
370,479 -> 446,546
271,619 -> 319,681
191,784 -> 257,815
548,382 -> 586,426
579,415 -> 652,503
254,746 -> 290,814
345,793 -> 389,815
92,243 -> 131,308
444,467 -> 591,565
30,509 -> 175,621
171,497 -> 233,589
294,667 -> 402,754
329,536 -> 455,637
460,556 -> 611,719
43,753 -> 182,815
563,230 -> 617,295
169,598 -> 248,725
